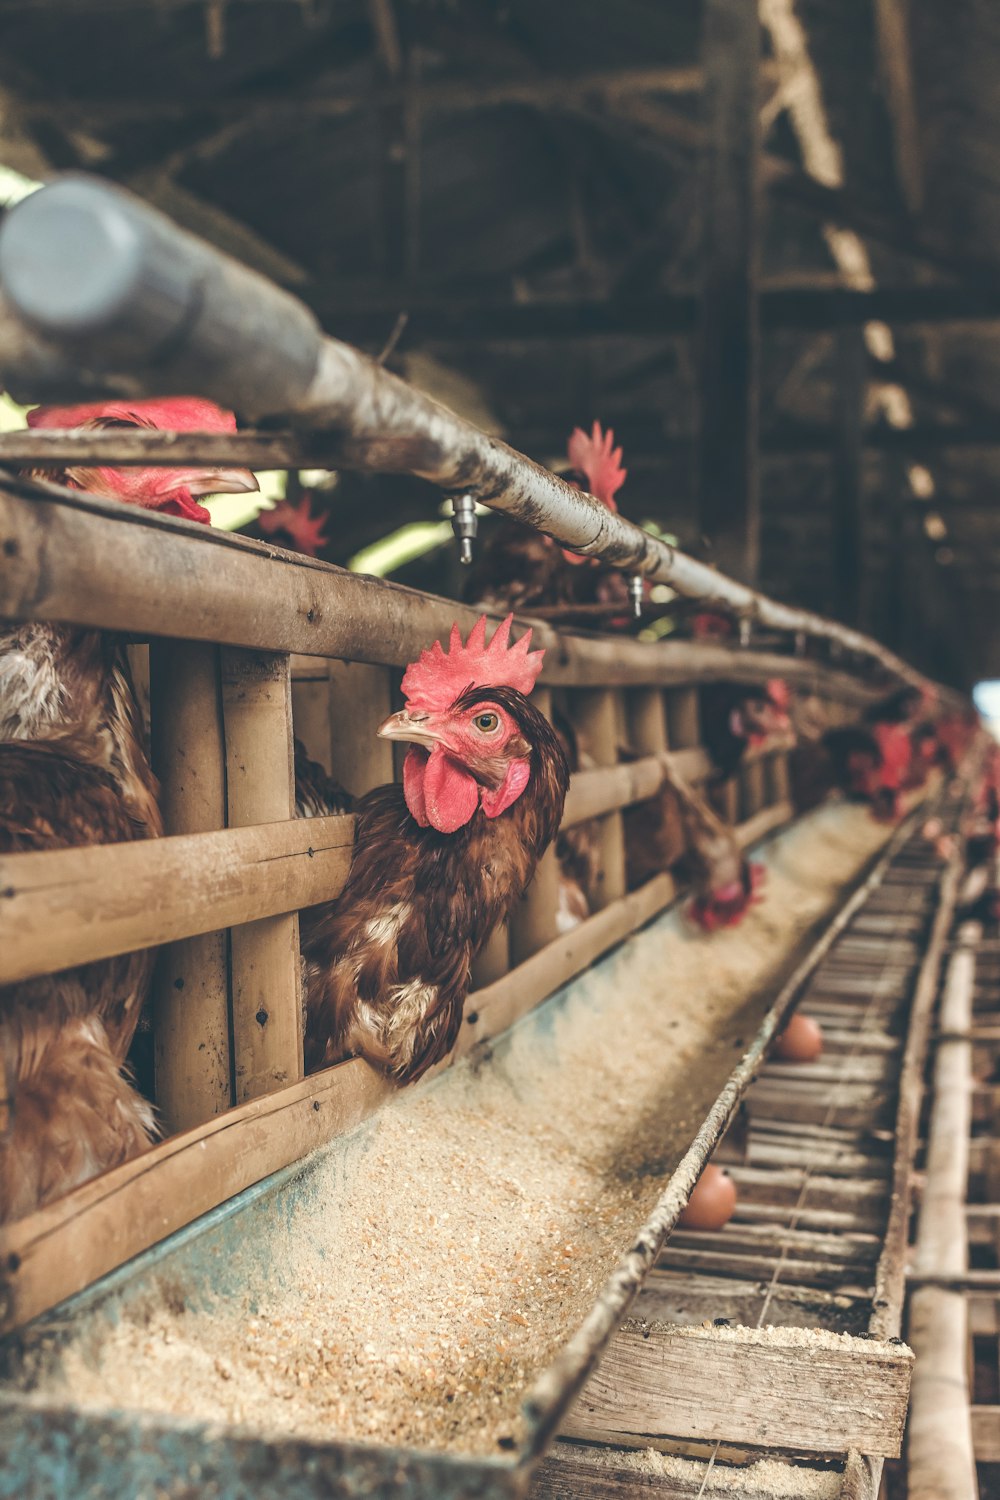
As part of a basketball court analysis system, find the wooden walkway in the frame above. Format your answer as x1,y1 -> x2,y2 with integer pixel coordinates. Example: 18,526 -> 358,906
531,807 -> 964,1500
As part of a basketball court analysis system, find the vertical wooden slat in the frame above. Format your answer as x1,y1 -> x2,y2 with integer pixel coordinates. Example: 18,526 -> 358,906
573,688 -> 627,911
327,658 -> 395,797
698,0 -> 761,584
719,775 -> 740,826
667,686 -> 700,750
833,326 -> 867,629
290,657 -> 333,772
509,687 -> 560,963
766,749 -> 792,807
471,923 -> 511,988
222,649 -> 303,1104
627,686 -> 670,756
741,756 -> 767,819
150,640 -> 232,1133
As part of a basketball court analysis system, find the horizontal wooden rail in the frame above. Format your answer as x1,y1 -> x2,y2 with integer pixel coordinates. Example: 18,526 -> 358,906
0,816 -> 354,986
0,476 -> 883,700
0,747 -> 789,987
0,798 -> 790,1336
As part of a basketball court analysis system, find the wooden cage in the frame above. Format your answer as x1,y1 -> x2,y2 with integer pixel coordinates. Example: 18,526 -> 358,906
0,466 -> 882,1334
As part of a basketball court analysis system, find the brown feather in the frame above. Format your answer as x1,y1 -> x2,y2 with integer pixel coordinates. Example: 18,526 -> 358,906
0,623 -> 161,1223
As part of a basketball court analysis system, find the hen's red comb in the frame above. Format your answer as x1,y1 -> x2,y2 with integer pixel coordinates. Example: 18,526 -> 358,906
566,421 -> 627,510
401,614 -> 544,712
27,397 -> 237,433
767,679 -> 791,711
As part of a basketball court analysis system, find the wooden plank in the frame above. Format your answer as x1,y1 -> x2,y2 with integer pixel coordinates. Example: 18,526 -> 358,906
469,922 -> 510,989
833,327 -> 867,629
0,816 -> 355,985
222,649 -> 304,1103
740,756 -> 766,820
460,875 -> 676,1060
573,689 -> 627,911
907,921 -> 979,1500
627,688 -> 670,756
874,0 -> 924,216
148,639 -> 232,1133
697,0 -> 760,584
530,1443 -> 839,1500
290,673 -> 332,773
0,745 -> 748,992
765,748 -> 791,808
971,1406 -> 1000,1463
326,657 -> 394,796
561,749 -> 714,827
509,688 -> 560,963
563,1320 -> 912,1456
637,1268 -> 873,1330
666,686 -> 700,750
0,481 -> 880,699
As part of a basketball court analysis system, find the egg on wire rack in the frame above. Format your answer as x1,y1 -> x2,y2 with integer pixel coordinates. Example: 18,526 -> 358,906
775,1012 -> 824,1062
678,1164 -> 737,1231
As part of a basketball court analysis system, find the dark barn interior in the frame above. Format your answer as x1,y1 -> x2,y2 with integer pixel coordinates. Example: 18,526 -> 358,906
2,0 -> 998,685
5,5 -> 1000,1500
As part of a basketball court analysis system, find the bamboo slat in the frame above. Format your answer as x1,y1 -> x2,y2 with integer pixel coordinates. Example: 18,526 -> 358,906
0,817 -> 355,986
667,685 -> 700,749
741,756 -> 767,819
626,686 -> 670,756
149,640 -> 232,1132
222,649 -> 304,1103
509,688 -> 560,963
573,689 -> 627,911
907,921 -> 980,1500
289,664 -> 333,773
326,658 -> 395,797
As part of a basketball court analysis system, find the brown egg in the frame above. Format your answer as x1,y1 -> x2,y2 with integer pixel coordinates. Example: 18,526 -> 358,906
775,1012 -> 824,1062
678,1164 -> 737,1231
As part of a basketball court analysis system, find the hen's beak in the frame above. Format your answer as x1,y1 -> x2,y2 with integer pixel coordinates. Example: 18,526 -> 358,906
179,467 -> 260,499
377,709 -> 441,749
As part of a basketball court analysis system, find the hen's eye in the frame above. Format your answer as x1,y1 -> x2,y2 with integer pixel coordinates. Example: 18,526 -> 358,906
473,711 -> 500,734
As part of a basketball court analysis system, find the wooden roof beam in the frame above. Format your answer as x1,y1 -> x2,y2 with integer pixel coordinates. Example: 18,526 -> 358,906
304,284 -> 1000,345
16,65 -> 728,130
874,0 -> 924,216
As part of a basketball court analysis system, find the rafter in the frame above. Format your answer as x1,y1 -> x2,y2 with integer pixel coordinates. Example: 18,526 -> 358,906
874,0 -> 924,215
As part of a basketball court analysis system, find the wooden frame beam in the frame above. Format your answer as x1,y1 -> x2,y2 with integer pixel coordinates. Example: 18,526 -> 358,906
874,0 -> 924,216
562,1318 -> 913,1456
15,66 -> 731,130
832,327 -> 867,628
696,0 -> 761,584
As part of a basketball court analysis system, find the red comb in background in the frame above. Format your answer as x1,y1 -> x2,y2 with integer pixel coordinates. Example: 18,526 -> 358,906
566,421 -> 627,510
767,679 -> 791,710
258,494 -> 330,556
689,863 -> 766,932
27,397 -> 237,433
873,721 -> 912,789
401,614 -> 544,713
